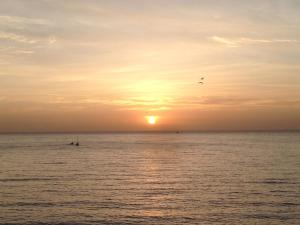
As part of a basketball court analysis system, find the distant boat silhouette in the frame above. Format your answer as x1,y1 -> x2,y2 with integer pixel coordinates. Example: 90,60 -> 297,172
69,137 -> 74,145
75,136 -> 79,146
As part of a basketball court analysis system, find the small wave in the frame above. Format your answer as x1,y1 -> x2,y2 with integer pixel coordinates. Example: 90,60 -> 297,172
0,202 -> 56,207
1,200 -> 138,208
0,223 -> 92,225
270,190 -> 292,193
248,178 -> 297,185
39,162 -> 66,165
242,213 -> 298,221
0,178 -> 58,182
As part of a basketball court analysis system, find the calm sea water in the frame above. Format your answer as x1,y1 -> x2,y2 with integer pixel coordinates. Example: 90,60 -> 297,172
0,132 -> 299,225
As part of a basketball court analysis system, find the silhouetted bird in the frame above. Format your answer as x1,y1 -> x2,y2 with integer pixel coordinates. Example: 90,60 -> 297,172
198,77 -> 205,84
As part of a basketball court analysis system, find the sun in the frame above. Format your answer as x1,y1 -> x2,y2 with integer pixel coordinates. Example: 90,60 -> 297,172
146,116 -> 157,125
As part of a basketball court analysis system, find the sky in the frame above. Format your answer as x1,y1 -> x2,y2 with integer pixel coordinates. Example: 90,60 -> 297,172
0,0 -> 300,132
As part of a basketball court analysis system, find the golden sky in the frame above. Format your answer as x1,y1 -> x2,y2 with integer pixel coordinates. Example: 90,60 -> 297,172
0,0 -> 300,132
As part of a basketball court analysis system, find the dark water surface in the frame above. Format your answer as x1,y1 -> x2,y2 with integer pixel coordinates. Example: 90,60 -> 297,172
0,132 -> 300,224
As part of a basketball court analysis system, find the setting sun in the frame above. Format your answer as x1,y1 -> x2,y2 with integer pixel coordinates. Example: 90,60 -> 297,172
146,116 -> 157,125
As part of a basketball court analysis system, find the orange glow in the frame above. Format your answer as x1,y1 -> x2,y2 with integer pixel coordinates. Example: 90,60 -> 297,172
0,1 -> 299,133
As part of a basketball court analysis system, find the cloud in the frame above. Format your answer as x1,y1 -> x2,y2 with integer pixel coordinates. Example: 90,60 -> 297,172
175,96 -> 300,108
0,15 -> 52,28
238,38 -> 298,44
200,96 -> 256,105
211,36 -> 298,47
0,31 -> 37,44
13,49 -> 35,54
48,36 -> 57,44
177,96 -> 257,106
0,16 -> 55,45
211,36 -> 237,47
0,45 -> 35,54
256,99 -> 300,107
0,32 -> 56,51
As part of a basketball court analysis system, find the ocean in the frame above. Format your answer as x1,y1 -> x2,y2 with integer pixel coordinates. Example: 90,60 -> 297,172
0,132 -> 299,224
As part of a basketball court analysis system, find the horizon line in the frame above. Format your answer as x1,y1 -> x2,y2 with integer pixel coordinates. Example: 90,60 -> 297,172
0,129 -> 299,135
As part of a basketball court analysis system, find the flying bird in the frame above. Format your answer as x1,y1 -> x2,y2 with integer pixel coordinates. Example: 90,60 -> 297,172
198,77 -> 205,84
